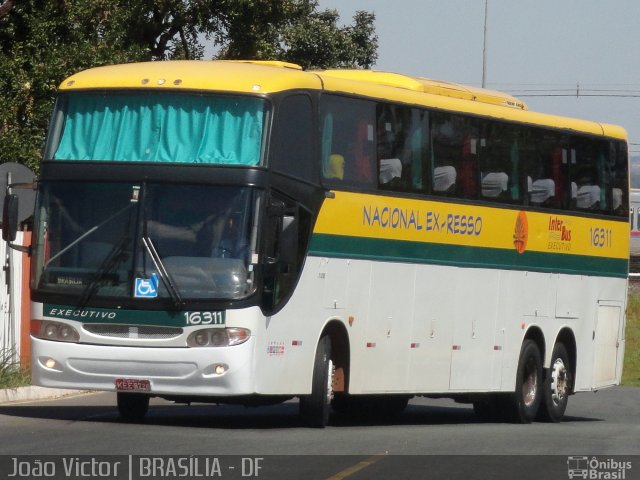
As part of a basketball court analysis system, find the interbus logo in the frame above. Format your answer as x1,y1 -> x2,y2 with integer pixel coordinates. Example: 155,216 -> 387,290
513,211 -> 528,254
547,215 -> 574,252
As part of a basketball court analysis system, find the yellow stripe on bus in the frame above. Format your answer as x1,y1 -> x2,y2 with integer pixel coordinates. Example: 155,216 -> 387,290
314,191 -> 628,260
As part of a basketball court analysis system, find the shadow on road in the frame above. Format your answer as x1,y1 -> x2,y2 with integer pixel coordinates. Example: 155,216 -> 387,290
0,399 -> 603,430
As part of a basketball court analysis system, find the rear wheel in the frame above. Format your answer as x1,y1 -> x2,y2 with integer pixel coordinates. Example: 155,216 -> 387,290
538,342 -> 572,422
117,393 -> 149,422
509,339 -> 543,423
299,335 -> 333,428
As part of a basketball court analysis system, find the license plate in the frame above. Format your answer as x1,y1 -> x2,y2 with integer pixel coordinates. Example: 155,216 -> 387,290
115,378 -> 151,392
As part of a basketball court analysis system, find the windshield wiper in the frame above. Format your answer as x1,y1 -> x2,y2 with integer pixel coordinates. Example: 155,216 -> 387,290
141,236 -> 185,309
45,203 -> 134,268
77,235 -> 130,309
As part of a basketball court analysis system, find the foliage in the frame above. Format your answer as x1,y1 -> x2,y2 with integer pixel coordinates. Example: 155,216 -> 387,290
0,0 -> 377,171
214,1 -> 378,70
623,289 -> 640,386
0,0 -> 148,172
0,348 -> 30,389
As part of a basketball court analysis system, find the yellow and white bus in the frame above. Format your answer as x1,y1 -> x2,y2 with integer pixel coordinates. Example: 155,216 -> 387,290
629,157 -> 640,275
3,60 -> 629,426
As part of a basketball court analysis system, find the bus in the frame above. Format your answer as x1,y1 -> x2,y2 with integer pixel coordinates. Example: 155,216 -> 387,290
629,157 -> 640,275
3,60 -> 629,427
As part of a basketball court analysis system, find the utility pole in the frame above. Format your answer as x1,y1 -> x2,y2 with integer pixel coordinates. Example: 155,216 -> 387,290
482,0 -> 488,88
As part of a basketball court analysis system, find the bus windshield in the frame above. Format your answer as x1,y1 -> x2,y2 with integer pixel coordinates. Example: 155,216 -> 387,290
48,92 -> 266,165
33,182 -> 259,303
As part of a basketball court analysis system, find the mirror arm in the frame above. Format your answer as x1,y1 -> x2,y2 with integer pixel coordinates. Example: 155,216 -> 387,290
7,243 -> 31,255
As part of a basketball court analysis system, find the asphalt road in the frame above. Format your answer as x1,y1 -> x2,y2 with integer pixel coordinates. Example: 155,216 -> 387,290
0,387 -> 639,479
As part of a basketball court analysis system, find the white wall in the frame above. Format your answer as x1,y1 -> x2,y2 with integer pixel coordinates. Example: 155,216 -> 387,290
0,232 -> 25,363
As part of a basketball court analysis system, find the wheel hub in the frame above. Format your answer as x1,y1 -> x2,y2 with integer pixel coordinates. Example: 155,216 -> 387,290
326,360 -> 335,404
522,358 -> 538,407
550,358 -> 568,405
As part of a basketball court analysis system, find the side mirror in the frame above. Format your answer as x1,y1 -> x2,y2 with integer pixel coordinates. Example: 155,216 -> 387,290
2,193 -> 19,242
2,194 -> 30,254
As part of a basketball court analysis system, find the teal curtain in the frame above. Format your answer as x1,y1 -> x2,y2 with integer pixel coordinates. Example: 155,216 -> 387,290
321,113 -> 333,178
54,93 -> 265,165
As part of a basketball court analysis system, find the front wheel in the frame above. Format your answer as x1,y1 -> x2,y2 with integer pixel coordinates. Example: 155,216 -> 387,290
117,393 -> 150,422
538,342 -> 572,422
299,335 -> 333,428
510,339 -> 543,423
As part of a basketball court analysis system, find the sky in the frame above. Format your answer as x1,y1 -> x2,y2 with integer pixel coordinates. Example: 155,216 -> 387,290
317,0 -> 640,156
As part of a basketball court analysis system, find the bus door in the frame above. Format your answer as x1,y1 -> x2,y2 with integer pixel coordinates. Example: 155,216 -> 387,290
592,301 -> 624,388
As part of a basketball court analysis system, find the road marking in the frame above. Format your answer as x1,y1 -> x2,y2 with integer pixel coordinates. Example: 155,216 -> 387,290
325,454 -> 386,479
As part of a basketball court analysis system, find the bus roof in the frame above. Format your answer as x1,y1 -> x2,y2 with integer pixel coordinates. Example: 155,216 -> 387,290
59,60 -> 628,141
318,69 -> 528,110
59,60 -> 323,94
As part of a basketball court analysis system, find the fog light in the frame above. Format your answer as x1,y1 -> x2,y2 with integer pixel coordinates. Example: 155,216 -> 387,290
45,358 -> 57,369
214,364 -> 227,375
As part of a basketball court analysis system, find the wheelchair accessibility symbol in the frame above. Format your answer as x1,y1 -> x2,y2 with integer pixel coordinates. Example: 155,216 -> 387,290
134,274 -> 159,298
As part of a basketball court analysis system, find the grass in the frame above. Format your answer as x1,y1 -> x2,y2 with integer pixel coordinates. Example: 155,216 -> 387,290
623,290 -> 640,386
0,348 -> 30,389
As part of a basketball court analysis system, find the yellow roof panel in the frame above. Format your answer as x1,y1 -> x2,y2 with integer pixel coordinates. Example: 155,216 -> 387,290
319,69 -> 527,110
59,60 -> 322,94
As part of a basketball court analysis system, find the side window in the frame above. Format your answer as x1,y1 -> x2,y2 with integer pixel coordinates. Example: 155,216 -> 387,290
552,140 -> 573,210
320,95 -> 375,188
270,95 -> 314,181
478,121 -> 522,203
571,138 -> 606,212
522,130 -> 564,208
430,112 -> 478,198
610,140 -> 628,217
376,104 -> 429,192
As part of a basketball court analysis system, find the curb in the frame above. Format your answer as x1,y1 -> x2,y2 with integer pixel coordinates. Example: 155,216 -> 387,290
0,386 -> 88,404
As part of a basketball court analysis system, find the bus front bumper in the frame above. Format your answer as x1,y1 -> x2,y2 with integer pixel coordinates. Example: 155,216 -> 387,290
31,337 -> 256,397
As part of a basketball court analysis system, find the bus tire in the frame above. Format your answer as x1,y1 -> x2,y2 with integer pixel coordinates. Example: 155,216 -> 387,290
299,335 -> 333,428
537,342 -> 572,422
510,339 -> 543,423
117,393 -> 150,422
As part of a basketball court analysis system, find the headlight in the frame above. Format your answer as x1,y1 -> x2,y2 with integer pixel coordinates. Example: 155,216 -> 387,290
187,328 -> 250,348
32,320 -> 80,343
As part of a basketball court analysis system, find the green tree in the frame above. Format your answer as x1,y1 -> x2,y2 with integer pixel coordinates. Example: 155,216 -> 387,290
0,0 -> 377,170
0,0 -> 148,171
214,1 -> 377,69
